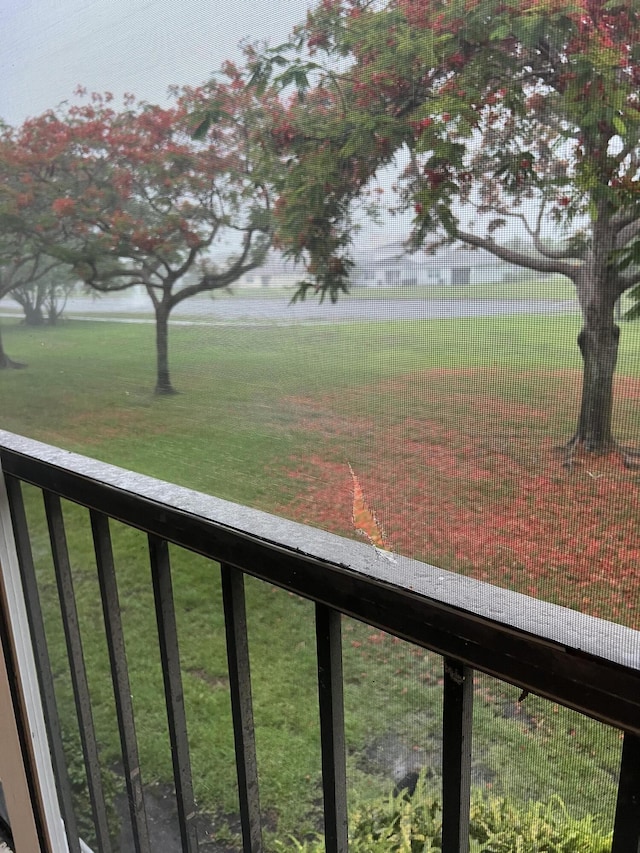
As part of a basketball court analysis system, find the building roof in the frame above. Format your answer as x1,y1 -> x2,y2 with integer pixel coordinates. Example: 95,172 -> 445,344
358,242 -> 515,270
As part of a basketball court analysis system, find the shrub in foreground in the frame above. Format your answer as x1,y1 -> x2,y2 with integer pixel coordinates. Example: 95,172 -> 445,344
277,776 -> 612,853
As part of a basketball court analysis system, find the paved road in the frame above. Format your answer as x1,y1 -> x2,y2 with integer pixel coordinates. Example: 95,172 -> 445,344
47,294 -> 578,324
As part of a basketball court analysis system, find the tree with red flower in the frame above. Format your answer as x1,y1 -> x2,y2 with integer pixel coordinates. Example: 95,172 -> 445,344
251,0 -> 640,455
1,66 -> 281,393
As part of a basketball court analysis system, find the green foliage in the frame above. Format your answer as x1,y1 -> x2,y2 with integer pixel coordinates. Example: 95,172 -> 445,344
469,794 -> 612,852
251,0 -> 640,308
276,775 -> 612,853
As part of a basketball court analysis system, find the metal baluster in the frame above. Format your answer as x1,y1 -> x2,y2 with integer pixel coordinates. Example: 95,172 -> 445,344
4,476 -> 82,853
315,603 -> 348,853
612,731 -> 640,853
90,511 -> 151,853
220,564 -> 262,853
441,658 -> 473,853
147,534 -> 198,853
43,490 -> 112,852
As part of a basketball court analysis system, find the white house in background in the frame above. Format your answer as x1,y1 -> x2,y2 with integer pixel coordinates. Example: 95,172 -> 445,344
234,253 -> 306,289
353,242 -> 533,287
215,242 -> 540,290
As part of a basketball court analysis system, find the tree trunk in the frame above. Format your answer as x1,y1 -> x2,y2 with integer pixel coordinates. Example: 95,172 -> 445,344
154,305 -> 176,394
12,286 -> 45,326
0,323 -> 26,369
22,303 -> 45,326
574,305 -> 619,451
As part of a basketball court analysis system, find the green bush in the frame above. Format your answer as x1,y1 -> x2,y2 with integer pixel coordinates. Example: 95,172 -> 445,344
276,775 -> 612,853
469,793 -> 612,853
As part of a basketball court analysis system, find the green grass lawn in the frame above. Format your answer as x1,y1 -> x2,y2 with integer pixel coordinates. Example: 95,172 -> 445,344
1,313 -> 637,847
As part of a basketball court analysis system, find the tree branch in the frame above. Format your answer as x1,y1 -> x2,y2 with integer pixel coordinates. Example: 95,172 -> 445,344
615,215 -> 640,249
452,227 -> 579,277
619,269 -> 640,289
169,226 -> 273,307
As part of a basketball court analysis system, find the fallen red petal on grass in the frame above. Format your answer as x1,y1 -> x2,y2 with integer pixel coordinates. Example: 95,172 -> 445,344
348,462 -> 391,549
273,369 -> 640,628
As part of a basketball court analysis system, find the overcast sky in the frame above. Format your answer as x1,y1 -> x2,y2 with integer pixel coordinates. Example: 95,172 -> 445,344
0,0 -> 314,125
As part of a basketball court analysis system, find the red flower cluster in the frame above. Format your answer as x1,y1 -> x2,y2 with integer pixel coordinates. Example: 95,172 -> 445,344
51,197 -> 76,216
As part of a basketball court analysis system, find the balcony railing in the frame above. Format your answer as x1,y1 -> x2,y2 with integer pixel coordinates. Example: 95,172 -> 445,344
0,428 -> 639,852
